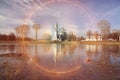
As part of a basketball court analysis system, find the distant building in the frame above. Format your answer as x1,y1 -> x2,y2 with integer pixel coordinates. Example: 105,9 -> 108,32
85,35 -> 102,41
52,23 -> 67,41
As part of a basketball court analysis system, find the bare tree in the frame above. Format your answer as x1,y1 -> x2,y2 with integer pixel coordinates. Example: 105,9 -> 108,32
32,24 -> 40,41
15,24 -> 30,40
86,30 -> 92,41
97,20 -> 111,40
97,20 -> 111,34
93,31 -> 99,41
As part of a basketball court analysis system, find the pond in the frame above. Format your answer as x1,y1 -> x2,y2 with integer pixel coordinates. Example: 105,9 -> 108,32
0,43 -> 120,80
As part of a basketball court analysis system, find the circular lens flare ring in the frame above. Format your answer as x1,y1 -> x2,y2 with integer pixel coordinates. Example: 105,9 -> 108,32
23,0 -> 96,26
21,0 -> 96,74
29,55 -> 81,75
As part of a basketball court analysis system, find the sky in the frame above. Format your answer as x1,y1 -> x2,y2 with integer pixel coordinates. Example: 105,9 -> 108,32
0,0 -> 120,39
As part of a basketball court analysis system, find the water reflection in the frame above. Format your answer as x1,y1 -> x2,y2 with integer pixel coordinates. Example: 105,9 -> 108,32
0,43 -> 120,74
32,43 -> 120,67
51,43 -> 78,64
85,44 -> 120,66
8,45 -> 15,53
31,43 -> 80,73
85,45 -> 102,62
0,44 -> 15,54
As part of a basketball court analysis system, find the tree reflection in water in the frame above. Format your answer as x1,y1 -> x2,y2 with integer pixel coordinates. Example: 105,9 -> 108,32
0,43 -> 120,79
0,43 -> 120,66
85,44 -> 120,65
31,43 -> 81,74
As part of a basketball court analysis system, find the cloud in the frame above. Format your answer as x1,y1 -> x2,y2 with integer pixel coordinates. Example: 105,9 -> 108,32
0,15 -> 24,27
1,0 -> 120,38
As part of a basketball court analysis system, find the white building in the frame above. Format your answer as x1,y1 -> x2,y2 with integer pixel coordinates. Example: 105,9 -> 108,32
52,23 -> 66,41
52,24 -> 58,41
85,35 -> 102,41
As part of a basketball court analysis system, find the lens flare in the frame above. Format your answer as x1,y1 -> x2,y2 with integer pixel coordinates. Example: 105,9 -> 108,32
21,0 -> 96,74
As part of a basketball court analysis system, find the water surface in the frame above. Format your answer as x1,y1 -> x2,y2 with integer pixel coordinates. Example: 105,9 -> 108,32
0,43 -> 120,80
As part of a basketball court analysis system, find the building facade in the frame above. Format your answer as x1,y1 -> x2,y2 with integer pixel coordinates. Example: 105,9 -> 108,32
52,23 -> 67,41
85,35 -> 102,41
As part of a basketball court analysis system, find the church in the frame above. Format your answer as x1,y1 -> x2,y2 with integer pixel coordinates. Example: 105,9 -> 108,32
52,23 -> 67,41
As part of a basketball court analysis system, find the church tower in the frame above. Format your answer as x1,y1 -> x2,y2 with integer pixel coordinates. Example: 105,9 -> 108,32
52,23 -> 59,41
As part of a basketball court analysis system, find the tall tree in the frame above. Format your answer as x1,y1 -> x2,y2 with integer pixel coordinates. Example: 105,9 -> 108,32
32,24 -> 40,41
15,24 -> 30,40
97,20 -> 111,40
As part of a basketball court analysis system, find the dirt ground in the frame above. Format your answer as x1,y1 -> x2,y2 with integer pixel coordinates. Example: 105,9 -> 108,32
0,57 -> 120,80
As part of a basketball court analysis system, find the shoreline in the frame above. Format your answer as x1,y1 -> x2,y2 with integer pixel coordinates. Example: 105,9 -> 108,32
0,41 -> 120,45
